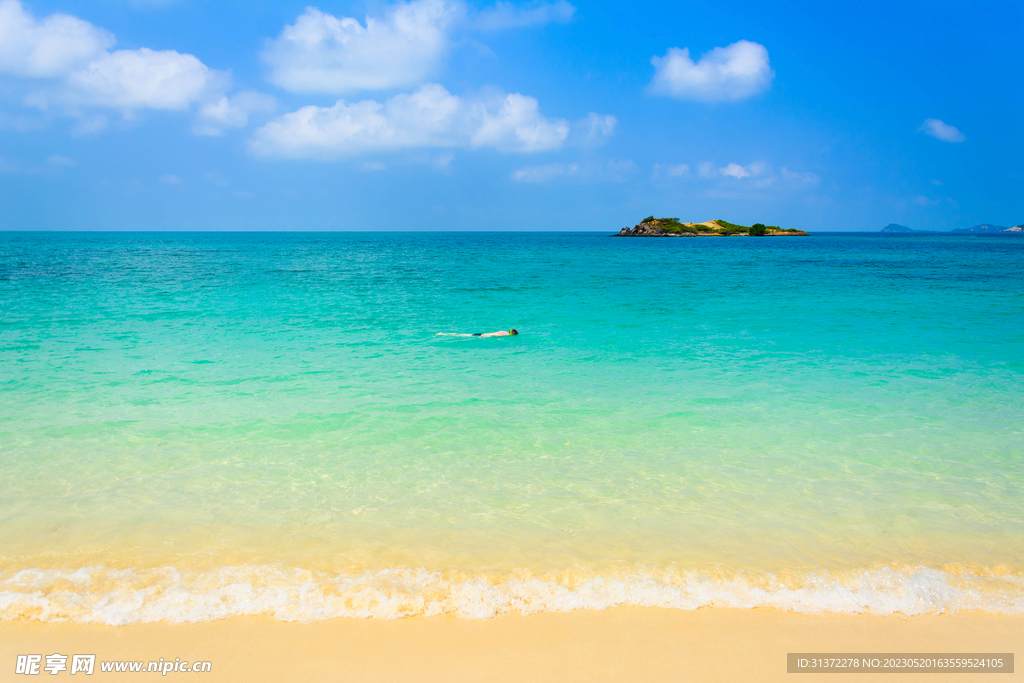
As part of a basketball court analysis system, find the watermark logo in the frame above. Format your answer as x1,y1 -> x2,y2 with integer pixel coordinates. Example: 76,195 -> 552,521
15,655 -> 41,675
70,656 -> 95,676
44,655 -> 68,675
15,654 -> 209,675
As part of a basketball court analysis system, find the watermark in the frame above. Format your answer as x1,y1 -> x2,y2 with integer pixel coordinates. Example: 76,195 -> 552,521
15,655 -> 212,675
788,653 -> 1013,673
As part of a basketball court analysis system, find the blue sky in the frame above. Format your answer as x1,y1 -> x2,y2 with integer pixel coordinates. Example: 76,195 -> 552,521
0,0 -> 1020,231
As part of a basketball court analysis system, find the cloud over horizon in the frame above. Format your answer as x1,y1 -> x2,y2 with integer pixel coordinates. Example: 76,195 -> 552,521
648,40 -> 773,102
250,83 -> 610,159
195,91 -> 276,136
511,158 -> 635,183
693,160 -> 818,191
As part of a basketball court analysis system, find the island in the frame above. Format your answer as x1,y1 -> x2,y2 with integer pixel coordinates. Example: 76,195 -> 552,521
950,224 -> 1011,234
880,222 -> 1022,233
615,217 -> 808,237
879,223 -> 941,233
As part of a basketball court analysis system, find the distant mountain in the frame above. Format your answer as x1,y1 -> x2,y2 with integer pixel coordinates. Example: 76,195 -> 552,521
880,223 -> 932,233
950,224 -> 1010,234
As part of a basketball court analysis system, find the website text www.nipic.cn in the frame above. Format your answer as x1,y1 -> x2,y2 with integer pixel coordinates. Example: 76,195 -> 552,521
15,654 -> 212,676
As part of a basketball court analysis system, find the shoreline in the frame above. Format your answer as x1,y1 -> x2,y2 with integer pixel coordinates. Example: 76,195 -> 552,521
4,562 -> 1023,623
3,608 -> 1021,682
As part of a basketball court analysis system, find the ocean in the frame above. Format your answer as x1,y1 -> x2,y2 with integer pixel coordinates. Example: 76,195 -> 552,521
1,230 -> 1022,623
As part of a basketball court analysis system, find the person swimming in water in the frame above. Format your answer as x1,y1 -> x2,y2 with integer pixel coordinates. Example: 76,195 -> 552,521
436,329 -> 518,337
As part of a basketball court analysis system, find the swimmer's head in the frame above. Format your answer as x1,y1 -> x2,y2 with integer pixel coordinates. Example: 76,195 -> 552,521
510,329 -> 518,335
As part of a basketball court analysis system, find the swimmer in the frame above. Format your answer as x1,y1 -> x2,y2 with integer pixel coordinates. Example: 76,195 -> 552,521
436,329 -> 519,337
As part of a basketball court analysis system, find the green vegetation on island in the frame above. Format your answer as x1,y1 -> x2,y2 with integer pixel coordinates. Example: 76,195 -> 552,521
618,217 -> 807,237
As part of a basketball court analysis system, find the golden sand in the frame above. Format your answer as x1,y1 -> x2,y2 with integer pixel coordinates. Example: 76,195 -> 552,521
2,608 -> 1021,682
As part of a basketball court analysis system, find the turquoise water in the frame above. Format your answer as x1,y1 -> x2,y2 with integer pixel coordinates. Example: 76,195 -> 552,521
1,231 -> 1023,622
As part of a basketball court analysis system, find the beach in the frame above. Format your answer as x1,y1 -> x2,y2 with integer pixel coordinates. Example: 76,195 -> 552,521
3,609 -> 1021,682
1,0 -> 1020,676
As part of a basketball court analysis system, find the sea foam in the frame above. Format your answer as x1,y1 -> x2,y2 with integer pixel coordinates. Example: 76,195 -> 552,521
2,564 -> 1022,624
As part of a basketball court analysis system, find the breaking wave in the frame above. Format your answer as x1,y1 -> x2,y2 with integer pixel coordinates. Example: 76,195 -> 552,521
2,564 -> 1023,625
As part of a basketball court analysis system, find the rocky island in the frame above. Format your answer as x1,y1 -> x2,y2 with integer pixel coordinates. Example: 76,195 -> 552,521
616,217 -> 808,237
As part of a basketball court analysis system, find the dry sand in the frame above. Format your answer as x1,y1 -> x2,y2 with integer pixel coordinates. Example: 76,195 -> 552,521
2,608 -> 1020,682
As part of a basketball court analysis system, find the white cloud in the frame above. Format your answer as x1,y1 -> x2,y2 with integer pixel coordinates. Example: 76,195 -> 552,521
693,160 -> 816,191
250,83 -> 590,158
71,114 -> 107,135
0,0 -> 112,77
158,173 -> 181,184
361,161 -> 386,171
46,154 -> 75,166
126,0 -> 182,7
262,1 -> 460,95
433,152 -> 454,169
651,162 -> 690,180
511,158 -> 635,183
2,1 -> 226,111
0,0 -> 272,133
699,160 -> 770,180
780,167 -> 819,186
569,112 -> 616,147
920,118 -> 964,143
63,48 -> 226,110
194,91 -> 276,136
473,0 -> 574,30
720,162 -> 751,179
512,162 -> 577,182
263,0 -> 578,95
702,161 -> 760,179
649,40 -> 773,102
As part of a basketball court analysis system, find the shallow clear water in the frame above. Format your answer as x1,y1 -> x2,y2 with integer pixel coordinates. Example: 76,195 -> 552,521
1,231 -> 1022,622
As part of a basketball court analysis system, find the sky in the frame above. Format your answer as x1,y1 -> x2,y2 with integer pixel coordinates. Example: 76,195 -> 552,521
0,0 -> 1020,232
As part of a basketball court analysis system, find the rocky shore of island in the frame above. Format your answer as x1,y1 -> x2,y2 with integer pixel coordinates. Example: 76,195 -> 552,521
615,217 -> 809,237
